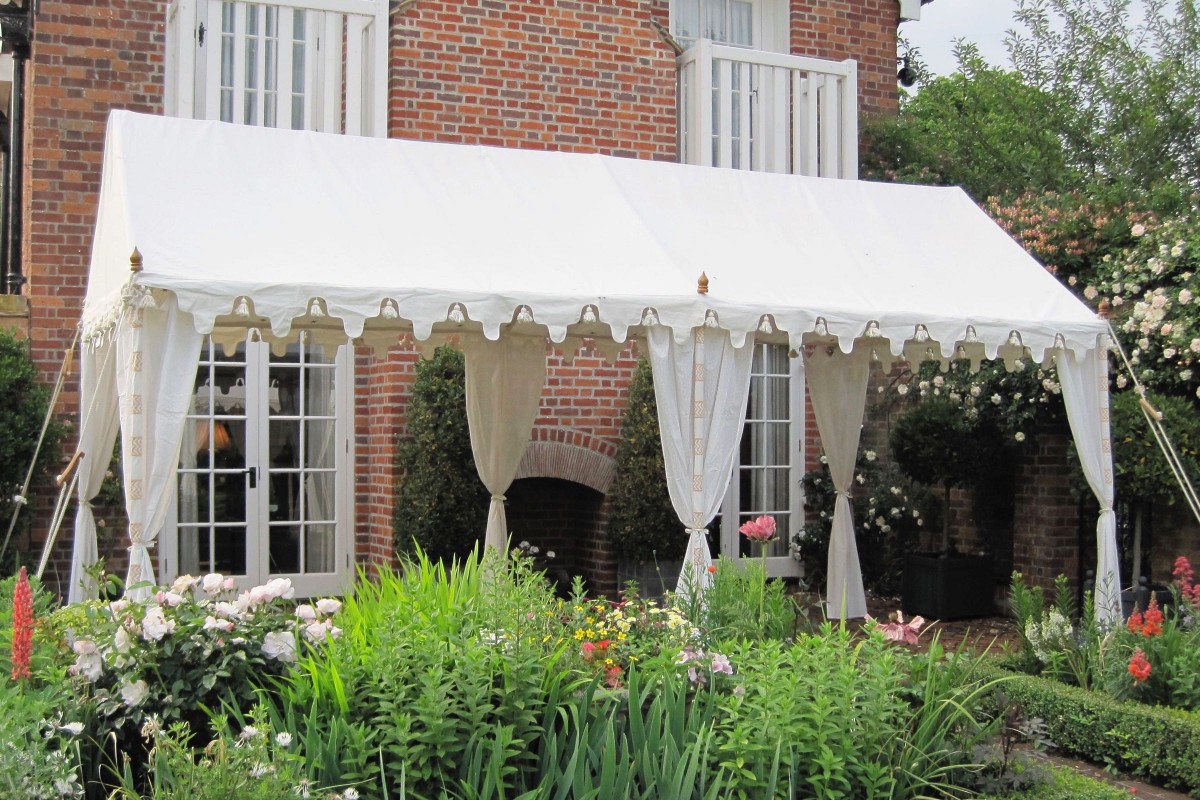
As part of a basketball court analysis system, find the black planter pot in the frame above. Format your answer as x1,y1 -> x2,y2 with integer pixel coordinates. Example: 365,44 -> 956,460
902,553 -> 996,620
1120,577 -> 1174,619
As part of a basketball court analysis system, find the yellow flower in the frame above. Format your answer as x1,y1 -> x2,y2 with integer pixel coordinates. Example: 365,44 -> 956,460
604,658 -> 615,666
574,629 -> 584,640
617,632 -> 627,641
586,629 -> 595,638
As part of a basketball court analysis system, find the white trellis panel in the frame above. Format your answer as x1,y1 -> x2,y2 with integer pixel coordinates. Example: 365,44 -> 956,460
165,0 -> 387,137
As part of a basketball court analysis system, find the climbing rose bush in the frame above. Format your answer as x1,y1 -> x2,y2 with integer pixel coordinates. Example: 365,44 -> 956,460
66,574 -> 343,747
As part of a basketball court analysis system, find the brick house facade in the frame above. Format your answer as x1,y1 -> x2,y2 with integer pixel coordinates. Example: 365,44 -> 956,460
8,0 -> 932,599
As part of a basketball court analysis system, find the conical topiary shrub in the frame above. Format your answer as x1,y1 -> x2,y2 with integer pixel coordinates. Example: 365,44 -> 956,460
393,346 -> 488,562
608,359 -> 686,564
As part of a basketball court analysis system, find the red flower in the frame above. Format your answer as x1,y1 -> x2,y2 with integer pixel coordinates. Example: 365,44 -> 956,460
707,565 -> 717,574
1128,648 -> 1152,684
581,641 -> 595,661
10,567 -> 33,681
604,664 -> 623,689
1128,597 -> 1164,637
1141,597 -> 1164,637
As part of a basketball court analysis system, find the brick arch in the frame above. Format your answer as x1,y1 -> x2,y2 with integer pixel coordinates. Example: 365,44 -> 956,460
516,438 -> 617,496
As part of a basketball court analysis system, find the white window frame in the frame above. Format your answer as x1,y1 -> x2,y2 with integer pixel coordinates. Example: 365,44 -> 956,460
669,0 -> 790,53
720,342 -> 804,578
160,333 -> 355,597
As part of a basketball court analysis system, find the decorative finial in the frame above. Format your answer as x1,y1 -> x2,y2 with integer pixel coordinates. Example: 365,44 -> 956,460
1097,298 -> 1111,319
697,272 -> 709,295
130,247 -> 143,272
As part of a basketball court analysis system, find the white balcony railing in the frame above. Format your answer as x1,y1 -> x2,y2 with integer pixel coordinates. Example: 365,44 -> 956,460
165,0 -> 387,137
678,41 -> 858,179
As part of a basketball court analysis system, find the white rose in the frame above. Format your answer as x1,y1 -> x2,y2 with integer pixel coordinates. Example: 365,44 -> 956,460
315,598 -> 342,616
141,607 -> 175,642
214,601 -> 242,619
114,626 -> 132,654
262,578 -> 295,601
295,604 -> 318,622
1132,223 -> 1146,237
170,575 -> 198,594
262,631 -> 297,663
202,573 -> 226,595
72,639 -> 97,656
73,653 -> 103,682
304,621 -> 331,643
121,679 -> 149,707
203,615 -> 235,632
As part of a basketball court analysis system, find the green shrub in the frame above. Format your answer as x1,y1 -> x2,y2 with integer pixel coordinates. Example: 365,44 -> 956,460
977,763 -> 1133,800
392,346 -> 488,562
700,558 -> 795,644
608,359 -> 685,563
108,710 -> 319,800
796,453 -> 936,595
982,663 -> 1200,794
0,679 -> 84,799
0,329 -> 65,567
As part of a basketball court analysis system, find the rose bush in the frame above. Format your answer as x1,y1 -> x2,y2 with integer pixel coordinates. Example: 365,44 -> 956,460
63,572 -> 343,771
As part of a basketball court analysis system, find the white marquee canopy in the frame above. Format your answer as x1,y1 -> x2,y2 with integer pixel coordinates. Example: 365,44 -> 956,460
75,111 -> 1121,620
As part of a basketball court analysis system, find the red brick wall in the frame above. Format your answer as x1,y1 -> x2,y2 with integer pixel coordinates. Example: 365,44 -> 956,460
388,0 -> 679,158
24,0 -> 167,592
1012,426 -> 1081,594
790,0 -> 899,120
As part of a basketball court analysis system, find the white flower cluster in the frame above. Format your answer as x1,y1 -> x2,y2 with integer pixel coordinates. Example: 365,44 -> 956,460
1023,608 -> 1075,665
69,573 -> 344,711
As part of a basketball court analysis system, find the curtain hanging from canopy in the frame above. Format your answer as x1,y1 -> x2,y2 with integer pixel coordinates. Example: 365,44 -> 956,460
645,325 -> 753,600
463,333 -> 548,553
1055,344 -> 1122,623
805,344 -> 871,619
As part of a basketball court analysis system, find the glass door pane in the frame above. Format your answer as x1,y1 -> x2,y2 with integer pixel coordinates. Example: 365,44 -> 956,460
723,343 -> 802,578
266,334 -> 338,577
179,338 -> 253,578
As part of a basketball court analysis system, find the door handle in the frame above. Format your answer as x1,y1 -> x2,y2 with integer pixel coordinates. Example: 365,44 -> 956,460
244,466 -> 258,489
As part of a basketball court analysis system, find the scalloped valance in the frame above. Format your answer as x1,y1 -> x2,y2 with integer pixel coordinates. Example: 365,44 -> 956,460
84,111 -> 1106,362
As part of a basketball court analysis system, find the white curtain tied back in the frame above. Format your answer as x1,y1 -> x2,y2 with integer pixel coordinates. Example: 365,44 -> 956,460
805,346 -> 871,619
646,326 -> 753,602
463,334 -> 548,553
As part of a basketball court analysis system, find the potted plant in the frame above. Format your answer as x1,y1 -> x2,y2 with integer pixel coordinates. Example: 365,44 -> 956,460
890,395 -> 1002,619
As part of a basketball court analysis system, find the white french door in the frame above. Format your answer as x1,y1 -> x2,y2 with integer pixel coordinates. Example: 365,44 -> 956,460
164,333 -> 353,596
721,343 -> 804,578
166,0 -> 388,136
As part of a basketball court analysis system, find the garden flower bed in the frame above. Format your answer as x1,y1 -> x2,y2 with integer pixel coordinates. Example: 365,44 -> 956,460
0,552 -> 1158,799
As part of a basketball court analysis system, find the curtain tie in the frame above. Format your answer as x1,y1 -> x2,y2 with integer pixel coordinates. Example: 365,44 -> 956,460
491,493 -> 507,503
685,527 -> 709,537
835,490 -> 852,499
80,500 -> 94,509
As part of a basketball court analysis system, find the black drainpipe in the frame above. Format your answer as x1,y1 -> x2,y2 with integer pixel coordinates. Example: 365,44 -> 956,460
0,2 -> 31,295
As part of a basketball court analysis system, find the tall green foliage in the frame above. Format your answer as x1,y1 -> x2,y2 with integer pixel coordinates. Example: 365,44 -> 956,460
863,47 -> 1077,201
608,359 -> 685,563
0,329 -> 64,567
393,347 -> 488,562
868,1 -> 1200,210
